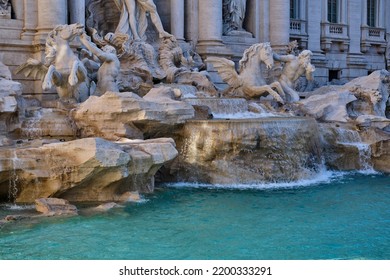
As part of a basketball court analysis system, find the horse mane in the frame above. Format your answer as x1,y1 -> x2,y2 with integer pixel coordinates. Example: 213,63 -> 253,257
239,43 -> 270,73
44,25 -> 65,67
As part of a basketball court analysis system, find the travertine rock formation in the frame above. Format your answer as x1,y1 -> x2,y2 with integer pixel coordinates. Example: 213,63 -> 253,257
300,70 -> 390,123
72,87 -> 194,140
343,70 -> 390,118
296,91 -> 357,122
35,198 -> 78,216
0,137 -> 178,202
371,139 -> 390,173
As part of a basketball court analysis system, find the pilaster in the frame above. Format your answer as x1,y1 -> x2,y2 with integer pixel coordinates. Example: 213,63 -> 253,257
21,0 -> 37,40
34,0 -> 68,43
185,0 -> 199,45
68,0 -> 85,25
269,0 -> 290,52
196,0 -> 232,58
306,0 -> 326,82
170,0 -> 184,42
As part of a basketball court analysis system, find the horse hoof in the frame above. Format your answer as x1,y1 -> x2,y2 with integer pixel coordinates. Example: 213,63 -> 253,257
42,82 -> 52,91
68,75 -> 78,86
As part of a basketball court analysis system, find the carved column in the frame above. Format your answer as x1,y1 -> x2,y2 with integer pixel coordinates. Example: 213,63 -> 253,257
185,0 -> 199,44
12,0 -> 24,19
307,0 -> 327,83
307,0 -> 322,53
170,0 -> 184,41
21,0 -> 38,40
196,0 -> 231,58
68,0 -> 85,25
35,0 -> 68,42
269,0 -> 290,51
258,0 -> 270,42
348,0 -> 362,54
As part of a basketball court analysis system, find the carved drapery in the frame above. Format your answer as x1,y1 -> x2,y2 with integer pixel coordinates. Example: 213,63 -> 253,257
222,0 -> 247,35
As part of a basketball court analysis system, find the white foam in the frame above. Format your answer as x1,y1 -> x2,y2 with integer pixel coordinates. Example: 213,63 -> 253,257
164,170 -> 348,190
213,111 -> 279,119
1,203 -> 35,210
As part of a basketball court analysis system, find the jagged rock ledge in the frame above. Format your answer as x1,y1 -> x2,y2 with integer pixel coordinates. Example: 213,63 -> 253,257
0,137 -> 178,203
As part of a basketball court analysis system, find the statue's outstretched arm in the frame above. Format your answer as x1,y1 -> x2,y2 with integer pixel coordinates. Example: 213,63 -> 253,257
273,53 -> 293,62
79,33 -> 109,62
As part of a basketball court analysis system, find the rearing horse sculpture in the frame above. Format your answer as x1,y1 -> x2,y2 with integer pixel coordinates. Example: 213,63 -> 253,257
206,42 -> 286,103
16,23 -> 88,103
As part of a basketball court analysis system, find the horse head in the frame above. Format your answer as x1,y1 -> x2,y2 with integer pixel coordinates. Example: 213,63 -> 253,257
258,42 -> 274,70
239,42 -> 274,73
54,23 -> 84,41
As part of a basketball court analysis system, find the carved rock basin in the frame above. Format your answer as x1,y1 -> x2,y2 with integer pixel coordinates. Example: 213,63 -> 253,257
169,117 -> 323,184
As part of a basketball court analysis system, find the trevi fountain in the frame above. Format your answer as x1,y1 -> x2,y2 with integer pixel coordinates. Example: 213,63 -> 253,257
0,0 -> 389,260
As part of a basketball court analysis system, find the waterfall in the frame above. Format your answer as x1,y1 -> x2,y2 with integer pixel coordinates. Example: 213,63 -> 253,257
172,117 -> 324,184
21,108 -> 43,139
185,98 -> 248,115
334,127 -> 375,173
184,97 -> 277,119
8,149 -> 19,202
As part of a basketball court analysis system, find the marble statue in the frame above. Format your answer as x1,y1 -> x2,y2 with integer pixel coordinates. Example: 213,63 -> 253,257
0,0 -> 11,18
16,24 -> 88,103
113,0 -> 171,41
207,43 -> 285,103
386,41 -> 390,69
223,0 -> 248,36
273,50 -> 315,102
79,32 -> 120,96
159,36 -> 218,95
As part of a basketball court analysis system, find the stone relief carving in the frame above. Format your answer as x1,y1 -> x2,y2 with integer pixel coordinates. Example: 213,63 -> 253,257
0,0 -> 11,18
223,0 -> 250,36
16,24 -> 89,104
273,50 -> 316,102
207,43 -> 286,103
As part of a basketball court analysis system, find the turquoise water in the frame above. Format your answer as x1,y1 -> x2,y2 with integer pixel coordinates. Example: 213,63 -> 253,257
0,172 -> 389,260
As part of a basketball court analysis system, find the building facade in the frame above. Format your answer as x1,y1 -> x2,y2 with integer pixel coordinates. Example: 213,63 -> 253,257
1,0 -> 390,95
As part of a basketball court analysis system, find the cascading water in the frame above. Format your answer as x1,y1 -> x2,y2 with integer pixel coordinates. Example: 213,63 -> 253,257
170,117 -> 323,184
185,97 -> 277,119
8,149 -> 19,203
185,98 -> 249,115
334,127 -> 376,173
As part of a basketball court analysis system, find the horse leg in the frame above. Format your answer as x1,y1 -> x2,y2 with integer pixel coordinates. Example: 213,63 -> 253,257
76,62 -> 88,82
42,65 -> 56,90
270,81 -> 286,100
245,85 -> 285,104
52,71 -> 63,87
68,60 -> 80,86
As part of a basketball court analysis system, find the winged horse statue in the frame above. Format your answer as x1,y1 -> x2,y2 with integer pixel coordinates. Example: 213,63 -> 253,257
206,42 -> 286,103
16,23 -> 88,103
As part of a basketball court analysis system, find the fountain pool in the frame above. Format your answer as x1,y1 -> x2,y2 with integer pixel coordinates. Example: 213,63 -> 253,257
0,171 -> 389,260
